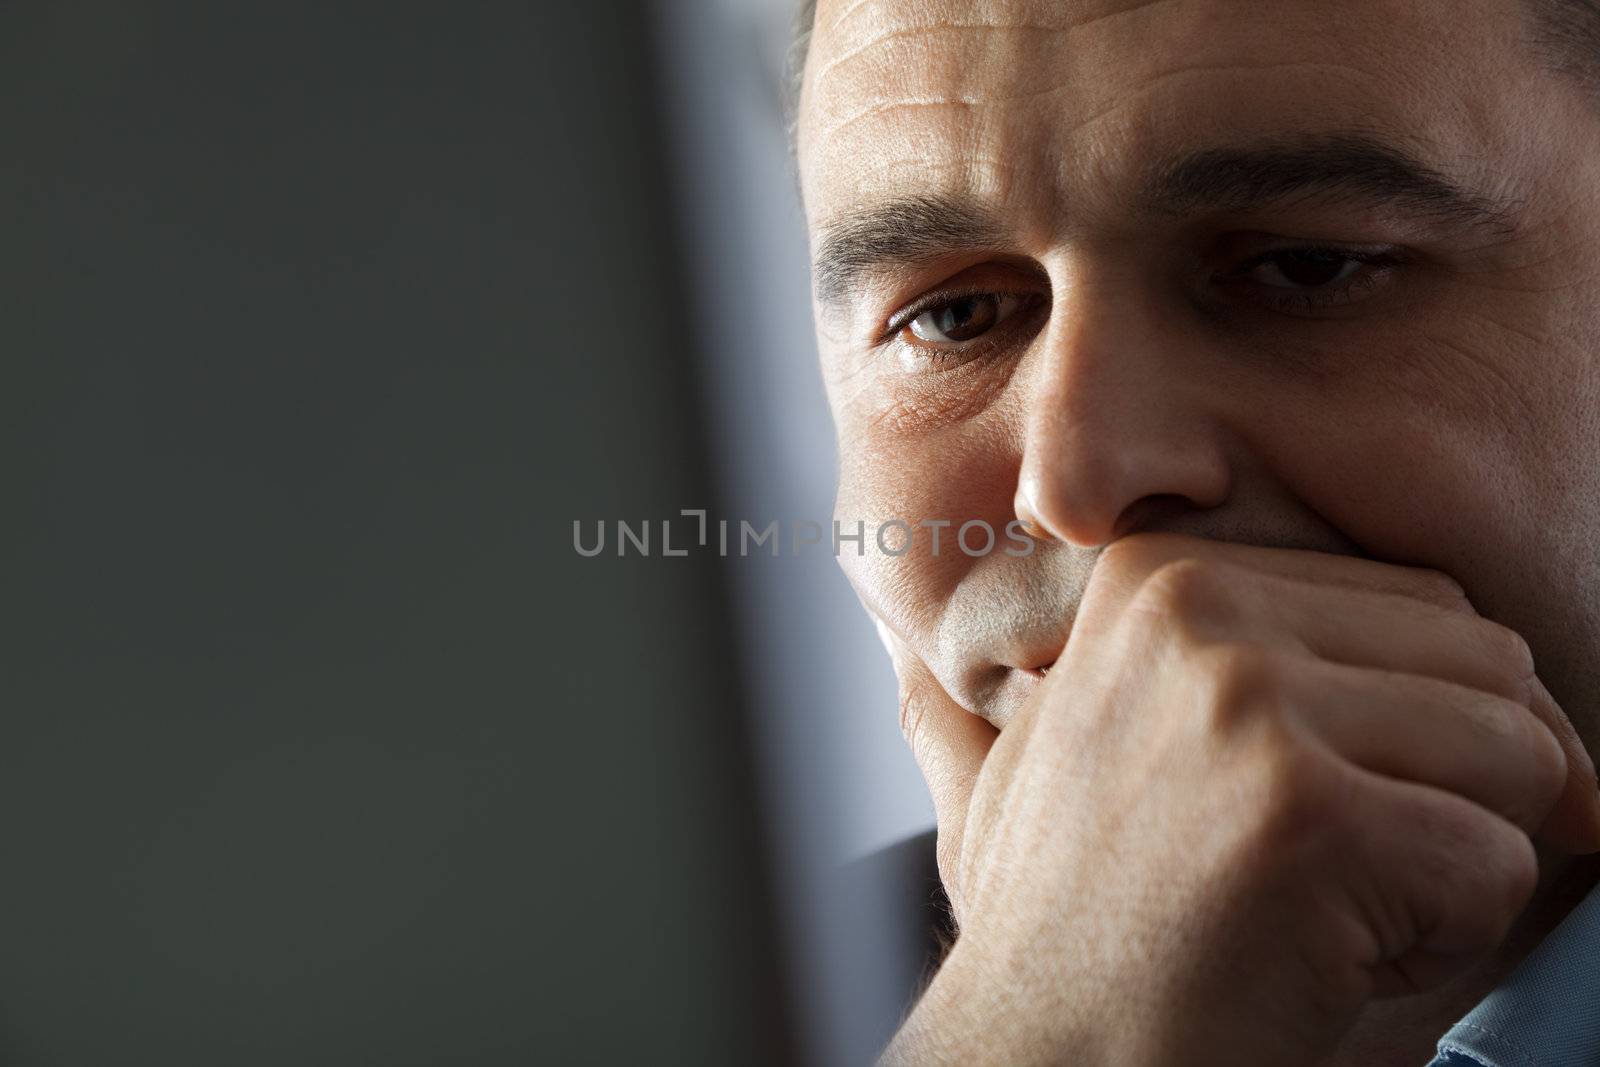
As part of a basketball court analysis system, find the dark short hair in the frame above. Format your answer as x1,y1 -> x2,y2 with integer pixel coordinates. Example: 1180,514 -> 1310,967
786,0 -> 1598,151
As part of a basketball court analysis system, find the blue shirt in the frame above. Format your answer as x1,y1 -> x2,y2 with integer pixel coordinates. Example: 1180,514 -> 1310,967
1429,886 -> 1600,1066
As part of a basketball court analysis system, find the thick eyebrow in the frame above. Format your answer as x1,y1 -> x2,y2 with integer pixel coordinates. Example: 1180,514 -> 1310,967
1141,132 -> 1520,234
812,133 -> 1520,310
812,193 -> 1008,308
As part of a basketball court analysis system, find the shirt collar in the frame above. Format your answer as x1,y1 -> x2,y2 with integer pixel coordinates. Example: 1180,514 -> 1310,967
1431,882 -> 1600,1067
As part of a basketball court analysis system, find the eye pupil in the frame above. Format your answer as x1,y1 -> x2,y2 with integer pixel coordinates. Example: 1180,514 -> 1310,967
927,295 -> 998,341
1275,250 -> 1348,287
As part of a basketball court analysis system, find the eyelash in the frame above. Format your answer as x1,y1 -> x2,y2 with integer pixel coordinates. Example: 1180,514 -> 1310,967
882,286 -> 1043,364
1224,245 -> 1405,314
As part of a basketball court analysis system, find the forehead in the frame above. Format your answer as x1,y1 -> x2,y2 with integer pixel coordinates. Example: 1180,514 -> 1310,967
798,0 -> 1530,232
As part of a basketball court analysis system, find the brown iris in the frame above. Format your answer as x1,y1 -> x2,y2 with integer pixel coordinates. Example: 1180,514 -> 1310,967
910,295 -> 1001,343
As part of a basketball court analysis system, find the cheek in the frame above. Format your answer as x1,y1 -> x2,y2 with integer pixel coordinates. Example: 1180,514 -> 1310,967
1247,339 -> 1596,627
1279,414 -> 1518,571
1279,384 -> 1600,746
833,414 -> 1024,642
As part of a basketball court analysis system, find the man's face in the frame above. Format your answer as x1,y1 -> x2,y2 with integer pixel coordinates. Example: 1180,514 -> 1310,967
798,0 -> 1600,737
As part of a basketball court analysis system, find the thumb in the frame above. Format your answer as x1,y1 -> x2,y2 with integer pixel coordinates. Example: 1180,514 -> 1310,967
877,619 -> 998,918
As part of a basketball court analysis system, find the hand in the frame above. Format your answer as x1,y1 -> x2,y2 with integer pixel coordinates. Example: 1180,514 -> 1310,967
879,533 -> 1600,1066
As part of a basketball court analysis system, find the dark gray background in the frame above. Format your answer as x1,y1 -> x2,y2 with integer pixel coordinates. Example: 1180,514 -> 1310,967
0,3 -> 789,1064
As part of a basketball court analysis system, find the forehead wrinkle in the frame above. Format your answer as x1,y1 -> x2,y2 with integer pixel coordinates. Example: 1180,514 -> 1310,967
1022,60 -> 1388,196
805,19 -> 1384,208
814,97 -> 981,148
813,0 -> 1205,88
866,155 -> 1027,200
1006,58 -> 1378,109
811,21 -> 1066,88
816,56 -> 1376,150
807,0 -> 1194,136
819,0 -> 879,37
808,30 -> 1072,150
819,0 -> 1188,44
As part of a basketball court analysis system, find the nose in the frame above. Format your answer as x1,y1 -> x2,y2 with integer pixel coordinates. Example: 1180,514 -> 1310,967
1013,281 -> 1232,547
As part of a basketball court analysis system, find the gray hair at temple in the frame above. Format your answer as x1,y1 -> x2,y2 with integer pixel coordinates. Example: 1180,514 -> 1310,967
782,0 -> 818,153
782,0 -> 1600,149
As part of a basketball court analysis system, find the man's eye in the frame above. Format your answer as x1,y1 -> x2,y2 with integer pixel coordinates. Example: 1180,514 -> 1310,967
1247,249 -> 1366,289
1220,245 -> 1404,314
905,293 -> 1027,344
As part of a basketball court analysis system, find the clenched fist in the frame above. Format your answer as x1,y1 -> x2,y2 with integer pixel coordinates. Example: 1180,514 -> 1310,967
880,534 -> 1600,1066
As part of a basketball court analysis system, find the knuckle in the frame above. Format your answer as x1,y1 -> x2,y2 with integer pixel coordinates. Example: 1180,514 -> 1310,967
1099,532 -> 1179,576
1133,557 -> 1238,623
1474,621 -> 1536,702
1196,642 -> 1287,732
1228,746 -> 1342,881
1459,693 -> 1527,749
1252,744 -> 1336,843
1520,710 -> 1569,812
1438,817 -> 1538,948
1407,567 -> 1470,609
1496,832 -> 1541,919
1185,664 -> 1324,865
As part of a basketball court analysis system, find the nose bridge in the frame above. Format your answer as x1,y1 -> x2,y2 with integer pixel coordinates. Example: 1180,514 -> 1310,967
1014,279 -> 1233,547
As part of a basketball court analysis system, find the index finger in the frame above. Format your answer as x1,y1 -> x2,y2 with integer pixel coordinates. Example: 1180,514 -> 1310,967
879,619 -> 998,915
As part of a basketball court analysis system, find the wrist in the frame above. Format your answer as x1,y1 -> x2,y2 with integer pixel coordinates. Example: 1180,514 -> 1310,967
879,933 -> 1097,1067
